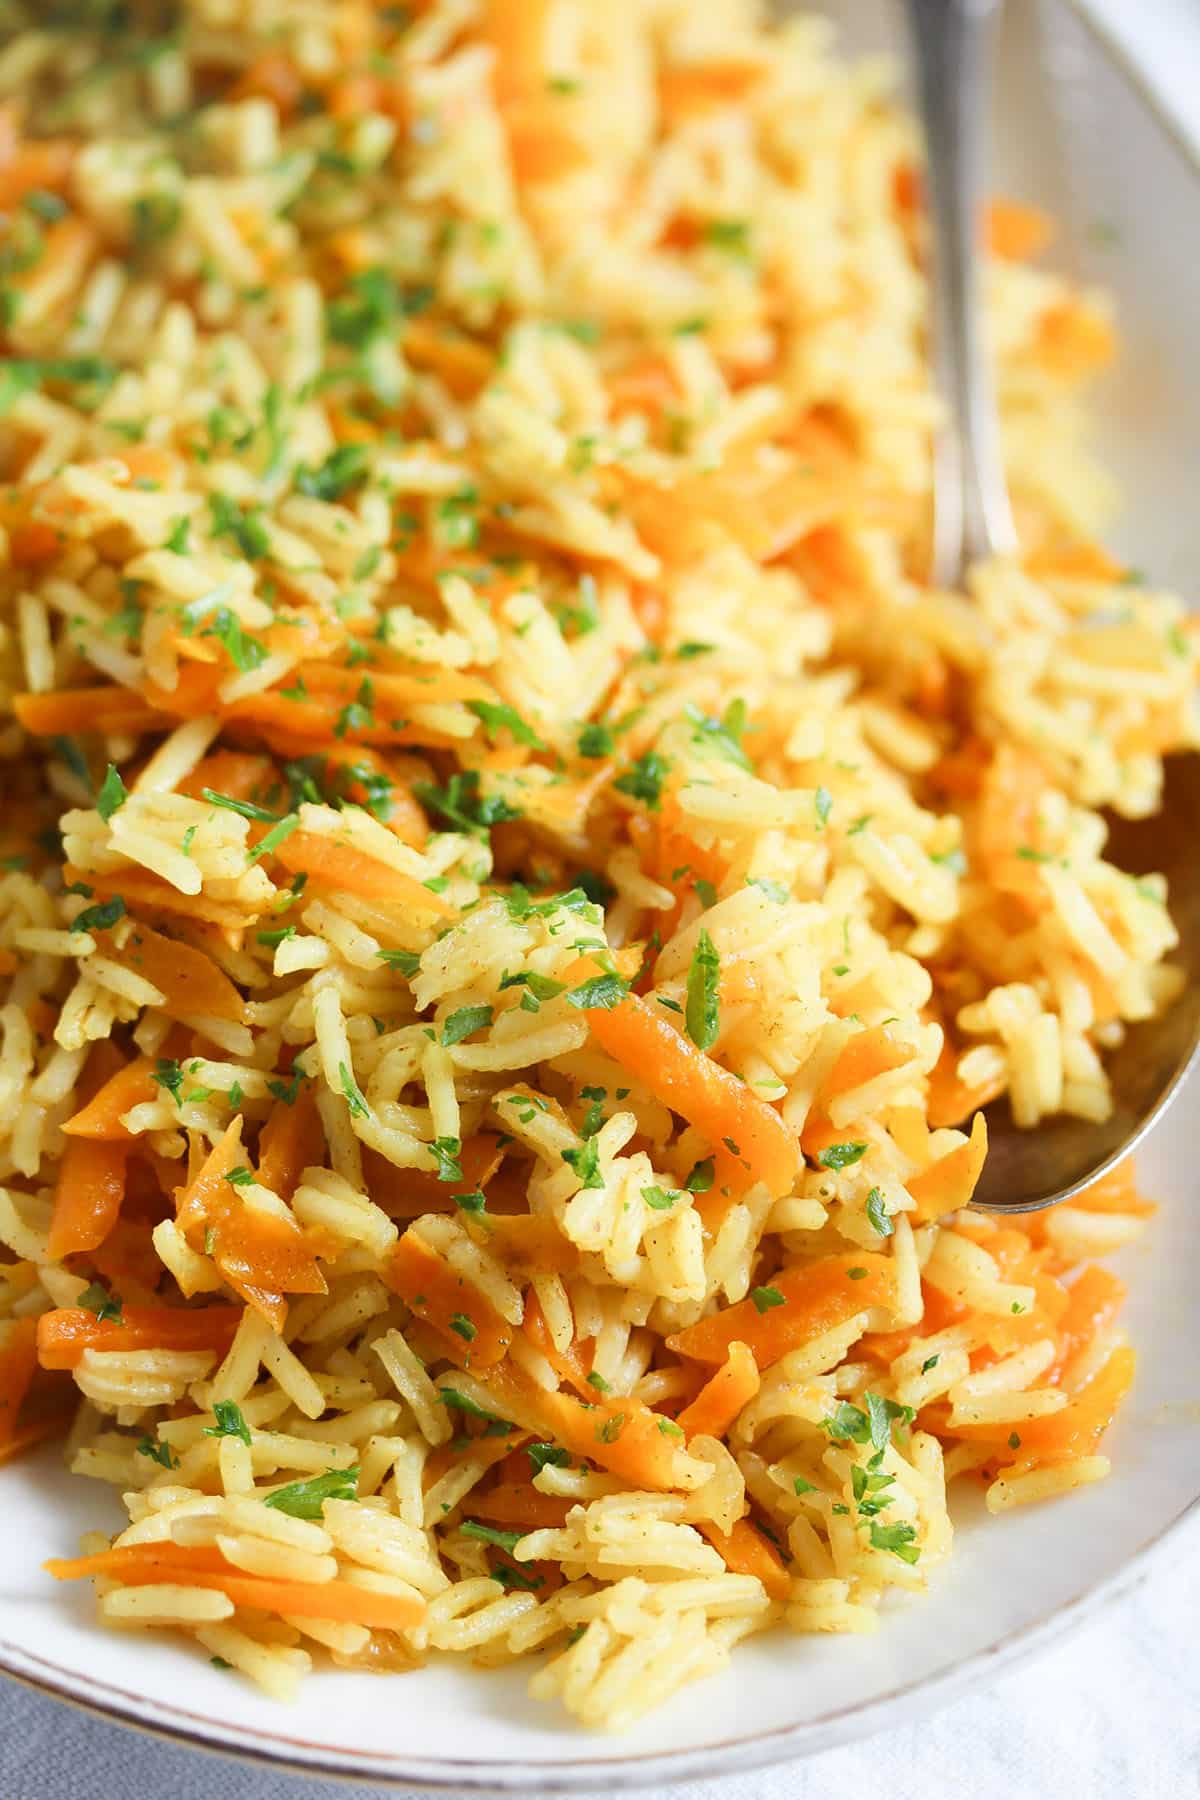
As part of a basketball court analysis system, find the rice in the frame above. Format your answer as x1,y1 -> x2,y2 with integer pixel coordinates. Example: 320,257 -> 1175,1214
0,0 -> 1188,1736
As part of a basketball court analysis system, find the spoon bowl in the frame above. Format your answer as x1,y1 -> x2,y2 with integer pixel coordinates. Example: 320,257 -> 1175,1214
908,0 -> 1200,1210
971,752 -> 1200,1211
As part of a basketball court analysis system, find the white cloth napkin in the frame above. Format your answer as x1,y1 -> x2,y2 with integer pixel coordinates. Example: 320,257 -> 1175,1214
2,1515 -> 1197,1800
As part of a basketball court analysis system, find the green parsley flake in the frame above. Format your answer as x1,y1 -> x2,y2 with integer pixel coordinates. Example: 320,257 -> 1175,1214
685,927 -> 720,1051
442,1004 -> 493,1046
264,1466 -> 359,1520
204,1400 -> 252,1445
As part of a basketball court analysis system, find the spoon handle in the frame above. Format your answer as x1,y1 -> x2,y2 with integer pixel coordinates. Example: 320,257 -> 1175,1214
906,0 -> 1017,585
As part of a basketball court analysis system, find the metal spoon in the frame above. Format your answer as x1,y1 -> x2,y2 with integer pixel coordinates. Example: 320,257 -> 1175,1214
906,0 -> 1200,1211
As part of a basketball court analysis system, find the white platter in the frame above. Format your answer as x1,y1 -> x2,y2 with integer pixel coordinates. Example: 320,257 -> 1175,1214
3,0 -> 1199,1787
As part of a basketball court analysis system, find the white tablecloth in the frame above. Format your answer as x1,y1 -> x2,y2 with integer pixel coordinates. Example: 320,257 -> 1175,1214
2,1513 -> 1197,1799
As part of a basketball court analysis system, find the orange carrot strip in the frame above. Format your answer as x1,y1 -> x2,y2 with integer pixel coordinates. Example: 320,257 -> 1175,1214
700,1517 -> 791,1602
668,1253 -> 893,1369
906,1114 -> 988,1221
482,1362 -> 686,1490
676,1341 -> 760,1439
60,863 -> 260,935
45,1542 -> 426,1630
62,1056 -> 157,1141
658,60 -> 763,119
177,1121 -> 326,1331
1011,1345 -> 1136,1462
986,198 -> 1053,261
178,749 -> 276,806
383,1228 -> 514,1366
14,687 -> 166,738
817,1025 -> 915,1107
273,830 -> 453,917
465,1483 -> 572,1530
522,1290 -> 594,1396
1037,300 -> 1116,377
46,1137 -> 128,1261
582,989 -> 800,1199
403,319 -> 494,400
0,1318 -> 38,1444
256,1088 -> 325,1202
36,1304 -> 242,1371
109,922 -> 246,1024
1068,1157 -> 1156,1218
363,1136 -> 505,1220
1047,1265 -> 1127,1383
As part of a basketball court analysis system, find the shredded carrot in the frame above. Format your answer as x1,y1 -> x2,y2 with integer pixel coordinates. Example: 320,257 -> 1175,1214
465,1482 -> 572,1531
1024,541 -> 1125,584
483,1362 -> 687,1490
522,1290 -> 594,1395
667,1253 -> 893,1369
36,1304 -> 243,1371
178,749 -> 276,806
676,1341 -> 760,1439
1037,300 -> 1117,377
1010,1344 -> 1136,1463
1067,1157 -> 1156,1218
658,59 -> 763,118
14,686 -> 167,739
580,987 -> 800,1199
228,51 -> 304,117
273,830 -> 454,917
108,922 -> 246,1025
45,1541 -> 426,1630
817,1026 -> 915,1107
906,1114 -> 989,1221
176,1121 -> 327,1330
403,319 -> 494,399
383,1227 -> 513,1366
1046,1265 -> 1127,1383
62,1056 -> 158,1141
0,1318 -> 38,1445
700,1516 -> 791,1601
256,1087 -> 325,1202
986,198 -> 1053,261
46,1136 -> 128,1262
0,133 -> 76,209
364,1135 -> 506,1220
926,1029 -> 1005,1129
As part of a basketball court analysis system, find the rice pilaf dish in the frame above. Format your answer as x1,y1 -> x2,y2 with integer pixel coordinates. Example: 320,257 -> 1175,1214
0,0 -> 1194,1733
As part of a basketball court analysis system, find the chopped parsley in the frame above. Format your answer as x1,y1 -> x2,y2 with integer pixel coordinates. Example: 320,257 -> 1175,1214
338,1060 -> 369,1118
565,974 -> 628,1011
71,896 -> 125,934
865,1188 -> 893,1236
263,1466 -> 359,1519
466,699 -> 544,750
78,1281 -> 122,1324
96,764 -> 128,822
685,927 -> 720,1051
750,1285 -> 785,1314
818,1141 -> 869,1171
429,1137 -> 463,1182
203,1400 -> 252,1445
442,1004 -> 493,1046
613,749 -> 670,811
137,1436 -> 179,1469
561,1138 -> 603,1189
